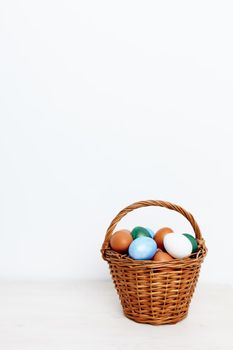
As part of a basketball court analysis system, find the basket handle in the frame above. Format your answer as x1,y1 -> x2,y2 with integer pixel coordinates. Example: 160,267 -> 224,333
101,200 -> 203,254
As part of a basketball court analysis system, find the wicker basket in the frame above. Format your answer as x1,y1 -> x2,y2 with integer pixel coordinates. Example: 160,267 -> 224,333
101,200 -> 207,325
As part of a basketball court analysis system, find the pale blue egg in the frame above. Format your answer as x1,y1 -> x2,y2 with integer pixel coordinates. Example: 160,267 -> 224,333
128,237 -> 157,260
145,227 -> 155,238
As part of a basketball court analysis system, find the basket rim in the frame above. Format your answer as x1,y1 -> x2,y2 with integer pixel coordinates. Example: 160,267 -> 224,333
102,241 -> 207,268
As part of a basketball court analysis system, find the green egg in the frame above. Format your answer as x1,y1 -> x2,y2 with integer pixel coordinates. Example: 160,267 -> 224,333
131,226 -> 151,240
183,233 -> 198,253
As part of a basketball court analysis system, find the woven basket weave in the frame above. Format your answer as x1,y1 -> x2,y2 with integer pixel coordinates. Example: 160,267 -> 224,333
101,200 -> 207,325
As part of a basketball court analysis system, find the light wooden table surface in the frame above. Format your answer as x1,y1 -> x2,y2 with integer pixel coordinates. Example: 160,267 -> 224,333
0,281 -> 232,350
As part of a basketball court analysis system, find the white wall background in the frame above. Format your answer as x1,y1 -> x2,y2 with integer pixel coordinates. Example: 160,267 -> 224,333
0,1 -> 232,285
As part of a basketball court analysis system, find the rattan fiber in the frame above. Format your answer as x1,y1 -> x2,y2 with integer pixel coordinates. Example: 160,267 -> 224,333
101,200 -> 207,325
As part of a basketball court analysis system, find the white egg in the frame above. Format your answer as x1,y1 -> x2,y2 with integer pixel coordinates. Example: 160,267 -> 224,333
163,233 -> 192,259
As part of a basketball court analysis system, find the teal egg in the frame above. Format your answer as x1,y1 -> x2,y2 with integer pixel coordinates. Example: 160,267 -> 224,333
183,233 -> 198,253
128,237 -> 157,260
145,227 -> 155,238
131,226 -> 151,240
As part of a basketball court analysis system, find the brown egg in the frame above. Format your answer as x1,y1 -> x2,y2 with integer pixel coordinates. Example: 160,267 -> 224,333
152,249 -> 173,262
154,227 -> 173,250
110,230 -> 133,253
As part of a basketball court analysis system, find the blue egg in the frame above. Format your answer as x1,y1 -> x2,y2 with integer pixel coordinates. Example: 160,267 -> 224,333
145,227 -> 155,238
128,237 -> 157,260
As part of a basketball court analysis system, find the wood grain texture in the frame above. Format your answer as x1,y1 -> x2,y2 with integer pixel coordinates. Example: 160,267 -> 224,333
0,281 -> 232,350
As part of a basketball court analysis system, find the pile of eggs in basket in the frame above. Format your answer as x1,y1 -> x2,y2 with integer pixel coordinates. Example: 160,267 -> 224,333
110,226 -> 198,261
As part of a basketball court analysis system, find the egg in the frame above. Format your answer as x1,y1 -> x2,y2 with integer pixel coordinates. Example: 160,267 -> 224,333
152,249 -> 173,262
128,237 -> 157,260
110,229 -> 133,253
164,233 -> 193,259
131,226 -> 151,240
145,227 -> 155,238
154,227 -> 173,250
183,233 -> 198,253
